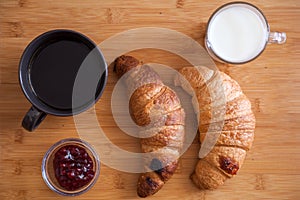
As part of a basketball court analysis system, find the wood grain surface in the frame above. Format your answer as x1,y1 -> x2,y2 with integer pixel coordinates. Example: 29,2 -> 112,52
0,0 -> 299,199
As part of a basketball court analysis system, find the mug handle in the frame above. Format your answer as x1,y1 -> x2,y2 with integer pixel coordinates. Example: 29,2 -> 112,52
268,32 -> 287,44
22,106 -> 47,131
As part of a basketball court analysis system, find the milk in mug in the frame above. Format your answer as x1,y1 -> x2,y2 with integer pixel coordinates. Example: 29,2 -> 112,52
205,3 -> 286,64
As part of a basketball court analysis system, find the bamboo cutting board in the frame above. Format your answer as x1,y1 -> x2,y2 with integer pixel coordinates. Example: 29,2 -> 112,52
0,0 -> 300,199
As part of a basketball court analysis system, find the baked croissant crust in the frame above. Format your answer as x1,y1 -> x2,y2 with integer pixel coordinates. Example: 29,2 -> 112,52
114,55 -> 185,197
175,66 -> 255,189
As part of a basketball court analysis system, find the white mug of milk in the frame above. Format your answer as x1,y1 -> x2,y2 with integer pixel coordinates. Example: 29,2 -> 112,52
205,2 -> 286,64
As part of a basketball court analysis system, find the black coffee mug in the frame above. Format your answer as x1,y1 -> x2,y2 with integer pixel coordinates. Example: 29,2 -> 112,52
19,29 -> 108,131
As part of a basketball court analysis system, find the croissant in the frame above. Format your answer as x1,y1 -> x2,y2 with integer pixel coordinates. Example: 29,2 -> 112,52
175,66 -> 255,189
114,55 -> 185,197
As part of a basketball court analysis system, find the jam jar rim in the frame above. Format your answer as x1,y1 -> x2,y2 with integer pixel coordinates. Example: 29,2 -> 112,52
41,138 -> 100,196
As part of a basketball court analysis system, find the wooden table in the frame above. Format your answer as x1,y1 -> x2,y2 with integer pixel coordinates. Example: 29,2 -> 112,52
1,0 -> 299,199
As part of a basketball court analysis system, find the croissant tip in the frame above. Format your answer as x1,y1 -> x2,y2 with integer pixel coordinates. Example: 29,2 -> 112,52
137,192 -> 147,198
114,55 -> 140,77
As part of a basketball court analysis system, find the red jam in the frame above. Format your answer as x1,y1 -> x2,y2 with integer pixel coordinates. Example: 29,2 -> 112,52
53,145 -> 95,191
219,156 -> 239,175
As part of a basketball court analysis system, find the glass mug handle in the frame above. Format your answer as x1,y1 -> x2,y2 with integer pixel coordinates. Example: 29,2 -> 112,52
268,31 -> 286,44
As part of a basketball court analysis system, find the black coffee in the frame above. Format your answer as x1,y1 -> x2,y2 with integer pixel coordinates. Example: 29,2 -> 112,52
29,40 -> 95,110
